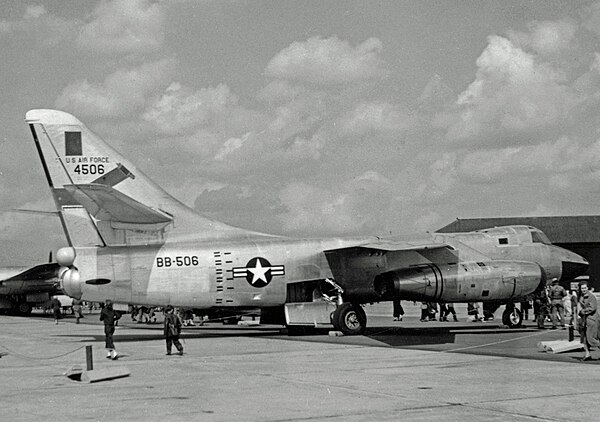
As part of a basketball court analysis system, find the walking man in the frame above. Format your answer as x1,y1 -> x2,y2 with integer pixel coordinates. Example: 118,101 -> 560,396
164,305 -> 184,356
549,278 -> 566,329
50,296 -> 62,324
99,299 -> 119,360
392,299 -> 404,321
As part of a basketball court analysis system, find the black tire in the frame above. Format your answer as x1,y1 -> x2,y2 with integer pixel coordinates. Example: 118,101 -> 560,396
503,307 -> 522,328
333,303 -> 366,335
15,302 -> 32,315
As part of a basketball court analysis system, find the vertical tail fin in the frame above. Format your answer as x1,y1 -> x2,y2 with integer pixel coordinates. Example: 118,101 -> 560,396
26,109 -> 266,246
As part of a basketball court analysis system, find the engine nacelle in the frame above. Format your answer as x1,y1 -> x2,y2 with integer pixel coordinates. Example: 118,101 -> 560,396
56,247 -> 82,299
373,260 -> 543,303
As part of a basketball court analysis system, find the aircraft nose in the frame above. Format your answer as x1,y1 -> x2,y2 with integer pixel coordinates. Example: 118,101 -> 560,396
560,251 -> 589,282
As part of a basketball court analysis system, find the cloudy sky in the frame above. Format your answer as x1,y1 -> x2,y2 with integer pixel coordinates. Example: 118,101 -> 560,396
1,0 -> 600,266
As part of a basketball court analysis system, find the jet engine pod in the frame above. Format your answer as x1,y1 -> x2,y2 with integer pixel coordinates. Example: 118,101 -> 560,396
374,261 -> 543,303
60,267 -> 82,299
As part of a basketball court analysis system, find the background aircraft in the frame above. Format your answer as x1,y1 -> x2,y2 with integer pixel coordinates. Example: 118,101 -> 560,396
25,109 -> 588,334
0,259 -> 60,314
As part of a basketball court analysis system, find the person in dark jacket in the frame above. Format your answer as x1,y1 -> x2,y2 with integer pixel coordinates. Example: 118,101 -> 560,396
549,278 -> 566,329
164,305 -> 183,356
99,299 -> 119,360
578,281 -> 599,361
72,298 -> 84,324
50,297 -> 62,324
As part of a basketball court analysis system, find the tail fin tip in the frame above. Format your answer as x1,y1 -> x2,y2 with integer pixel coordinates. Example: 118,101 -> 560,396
26,109 -> 82,126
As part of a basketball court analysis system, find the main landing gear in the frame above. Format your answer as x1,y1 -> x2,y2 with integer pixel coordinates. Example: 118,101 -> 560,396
331,302 -> 367,335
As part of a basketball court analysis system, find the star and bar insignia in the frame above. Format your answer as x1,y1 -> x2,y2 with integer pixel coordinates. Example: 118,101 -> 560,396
232,257 -> 285,288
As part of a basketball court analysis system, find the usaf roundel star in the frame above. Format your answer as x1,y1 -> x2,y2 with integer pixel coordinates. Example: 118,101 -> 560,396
232,257 -> 285,288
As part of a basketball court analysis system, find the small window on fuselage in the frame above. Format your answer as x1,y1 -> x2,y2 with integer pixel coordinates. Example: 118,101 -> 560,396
498,238 -> 508,245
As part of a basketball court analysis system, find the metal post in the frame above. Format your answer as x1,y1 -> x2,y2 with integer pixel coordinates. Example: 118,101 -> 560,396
568,324 -> 574,342
86,345 -> 93,371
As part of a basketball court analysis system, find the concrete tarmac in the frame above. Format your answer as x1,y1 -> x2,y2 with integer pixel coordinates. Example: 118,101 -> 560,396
1,304 -> 600,421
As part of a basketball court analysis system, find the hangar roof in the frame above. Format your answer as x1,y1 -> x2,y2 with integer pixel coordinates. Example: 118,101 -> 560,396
437,216 -> 600,244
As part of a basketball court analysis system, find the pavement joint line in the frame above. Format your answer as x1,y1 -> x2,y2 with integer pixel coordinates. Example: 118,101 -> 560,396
443,329 -> 557,353
271,402 -> 462,422
464,389 -> 600,406
456,402 -> 563,422
259,371 -> 415,400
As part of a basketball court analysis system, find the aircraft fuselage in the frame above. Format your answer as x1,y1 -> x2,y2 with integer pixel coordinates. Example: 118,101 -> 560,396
65,233 -> 557,308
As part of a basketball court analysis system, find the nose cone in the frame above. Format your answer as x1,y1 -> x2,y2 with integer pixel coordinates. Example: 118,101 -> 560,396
560,250 -> 589,282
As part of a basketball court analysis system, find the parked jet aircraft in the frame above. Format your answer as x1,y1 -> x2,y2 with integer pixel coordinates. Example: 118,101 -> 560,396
0,261 -> 60,314
25,109 -> 588,334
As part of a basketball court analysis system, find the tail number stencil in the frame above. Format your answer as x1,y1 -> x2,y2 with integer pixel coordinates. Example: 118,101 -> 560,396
74,164 -> 105,175
156,256 -> 199,268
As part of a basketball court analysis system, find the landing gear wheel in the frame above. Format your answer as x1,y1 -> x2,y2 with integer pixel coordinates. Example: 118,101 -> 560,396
15,302 -> 32,315
502,307 -> 522,328
332,303 -> 366,335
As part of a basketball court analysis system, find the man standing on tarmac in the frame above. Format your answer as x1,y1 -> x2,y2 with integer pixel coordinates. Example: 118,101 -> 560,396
578,280 -> 599,361
164,305 -> 184,356
549,278 -> 566,329
99,299 -> 119,360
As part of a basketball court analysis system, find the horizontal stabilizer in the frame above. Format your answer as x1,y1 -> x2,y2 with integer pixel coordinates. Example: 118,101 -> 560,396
64,184 -> 173,226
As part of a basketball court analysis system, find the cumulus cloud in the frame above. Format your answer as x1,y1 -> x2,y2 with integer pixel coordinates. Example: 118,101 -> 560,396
507,19 -> 577,55
214,133 -> 251,161
55,58 -> 176,117
265,36 -> 387,84
581,2 -> 600,37
257,80 -> 308,105
338,102 -> 415,137
445,35 -> 580,142
278,183 -> 356,234
0,4 -> 77,44
457,137 -> 600,184
142,82 -> 240,135
77,0 -> 164,54
24,5 -> 47,20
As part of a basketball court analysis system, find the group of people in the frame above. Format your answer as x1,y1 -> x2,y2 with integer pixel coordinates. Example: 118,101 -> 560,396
392,299 -> 458,322
99,300 -> 184,360
534,278 -> 579,330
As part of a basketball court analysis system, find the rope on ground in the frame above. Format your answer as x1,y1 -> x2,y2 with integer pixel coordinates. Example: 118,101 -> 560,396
0,344 -> 87,361
443,329 -> 554,353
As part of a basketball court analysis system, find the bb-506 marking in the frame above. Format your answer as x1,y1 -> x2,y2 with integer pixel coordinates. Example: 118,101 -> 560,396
156,256 -> 199,268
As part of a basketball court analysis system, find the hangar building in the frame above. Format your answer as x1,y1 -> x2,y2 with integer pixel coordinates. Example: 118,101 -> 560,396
437,216 -> 600,290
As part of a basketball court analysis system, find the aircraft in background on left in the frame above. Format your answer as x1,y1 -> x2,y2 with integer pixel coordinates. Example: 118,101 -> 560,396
0,259 -> 61,315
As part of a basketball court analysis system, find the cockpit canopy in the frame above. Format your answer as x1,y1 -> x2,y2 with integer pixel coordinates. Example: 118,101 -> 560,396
529,228 -> 551,245
476,225 -> 553,246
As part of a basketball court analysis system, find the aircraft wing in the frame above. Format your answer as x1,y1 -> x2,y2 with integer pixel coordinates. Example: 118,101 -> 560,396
64,184 -> 173,226
0,263 -> 61,295
325,239 -> 460,266
323,240 -> 462,300
2,263 -> 60,283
